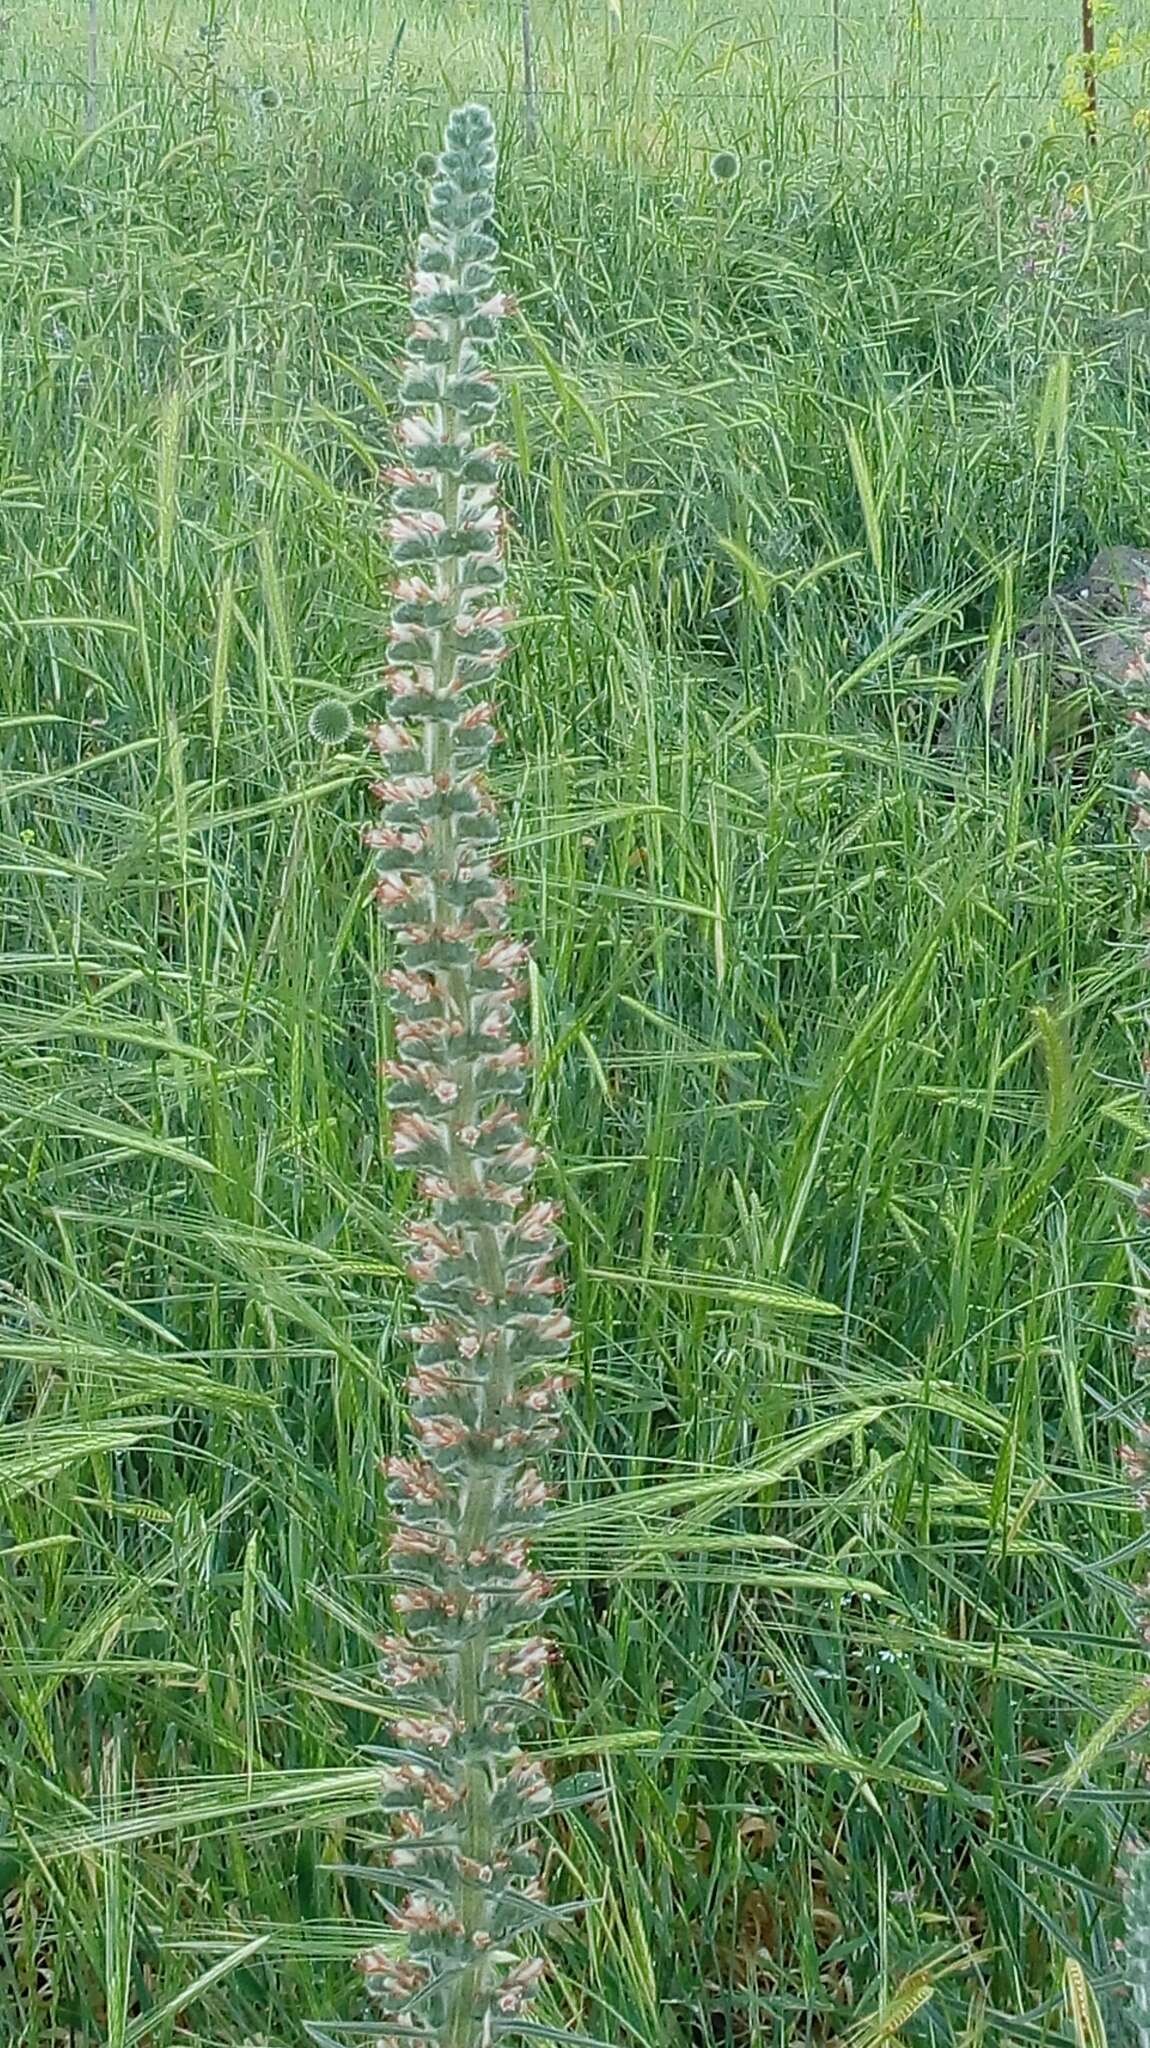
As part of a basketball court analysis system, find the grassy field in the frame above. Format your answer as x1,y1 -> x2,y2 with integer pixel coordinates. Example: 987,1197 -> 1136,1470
6,6 -> 1150,2045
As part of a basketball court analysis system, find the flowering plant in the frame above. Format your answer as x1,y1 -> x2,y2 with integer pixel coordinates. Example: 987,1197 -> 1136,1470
349,103 -> 573,2048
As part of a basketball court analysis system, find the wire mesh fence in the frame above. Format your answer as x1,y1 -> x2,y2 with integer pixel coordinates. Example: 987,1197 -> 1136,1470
0,2 -> 1142,152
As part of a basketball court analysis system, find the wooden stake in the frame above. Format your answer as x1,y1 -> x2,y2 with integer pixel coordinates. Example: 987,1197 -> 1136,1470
1082,0 -> 1098,144
831,0 -> 844,161
85,0 -> 99,133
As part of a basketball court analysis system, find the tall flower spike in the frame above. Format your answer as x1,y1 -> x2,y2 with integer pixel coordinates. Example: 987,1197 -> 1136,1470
1110,556 -> 1150,2041
358,106 -> 569,2048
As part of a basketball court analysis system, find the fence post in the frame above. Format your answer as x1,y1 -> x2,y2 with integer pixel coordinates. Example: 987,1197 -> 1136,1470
831,0 -> 844,159
1082,0 -> 1098,142
85,0 -> 99,132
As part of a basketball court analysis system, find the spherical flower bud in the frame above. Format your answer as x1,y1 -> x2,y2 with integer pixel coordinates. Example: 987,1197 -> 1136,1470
307,698 -> 355,746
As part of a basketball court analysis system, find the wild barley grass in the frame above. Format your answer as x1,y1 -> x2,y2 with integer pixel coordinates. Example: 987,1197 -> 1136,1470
6,28 -> 1150,2048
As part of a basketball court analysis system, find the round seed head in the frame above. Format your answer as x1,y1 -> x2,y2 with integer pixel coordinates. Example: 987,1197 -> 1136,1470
709,149 -> 740,183
1016,128 -> 1036,151
979,155 -> 999,184
414,152 -> 437,179
254,84 -> 281,111
308,698 -> 355,746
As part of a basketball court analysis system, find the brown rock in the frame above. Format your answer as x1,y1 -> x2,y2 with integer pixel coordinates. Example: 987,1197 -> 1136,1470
996,545 -> 1150,760
940,546 -> 1150,767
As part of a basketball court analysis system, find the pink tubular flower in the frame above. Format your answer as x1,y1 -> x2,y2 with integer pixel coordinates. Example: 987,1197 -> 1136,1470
499,1139 -> 542,1174
509,1758 -> 553,1810
511,1263 -> 564,1299
387,509 -> 446,543
497,1957 -> 546,2014
496,1636 -> 556,1679
458,699 -> 498,730
370,719 -> 418,754
383,967 -> 435,1003
376,876 -> 415,909
384,673 -> 421,704
395,1064 -> 459,1107
484,1042 -> 533,1071
406,1219 -> 460,1253
407,1250 -> 447,1284
382,1456 -> 444,1503
476,936 -> 531,973
391,1113 -> 440,1157
389,1523 -> 450,1559
514,1468 -> 555,1511
404,1319 -> 456,1350
397,412 -> 442,449
531,1312 -> 573,1345
365,825 -> 426,855
516,1199 -> 564,1239
466,604 -> 515,630
391,1714 -> 459,1750
522,1373 -> 574,1412
382,468 -> 430,491
380,1644 -> 441,1689
395,1010 -> 453,1043
412,1413 -> 468,1451
459,502 -> 501,536
393,1585 -> 456,1618
407,1363 -> 456,1401
374,775 -> 439,806
354,1950 -> 429,1999
391,1895 -> 464,1939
